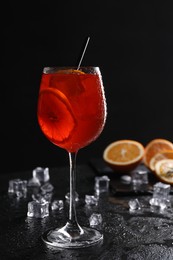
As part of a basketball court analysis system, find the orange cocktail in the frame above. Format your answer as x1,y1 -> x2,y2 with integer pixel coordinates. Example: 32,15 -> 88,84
37,66 -> 107,248
37,68 -> 106,152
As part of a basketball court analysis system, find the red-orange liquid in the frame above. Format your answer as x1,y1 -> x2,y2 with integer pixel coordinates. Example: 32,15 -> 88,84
37,69 -> 107,152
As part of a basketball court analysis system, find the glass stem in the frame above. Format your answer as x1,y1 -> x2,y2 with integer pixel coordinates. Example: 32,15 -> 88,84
61,152 -> 83,239
69,151 -> 78,222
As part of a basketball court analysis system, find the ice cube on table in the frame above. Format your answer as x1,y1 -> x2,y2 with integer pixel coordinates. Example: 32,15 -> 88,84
32,193 -> 47,203
95,175 -> 110,193
27,200 -> 49,218
149,182 -> 171,209
128,198 -> 141,210
51,200 -> 64,211
149,197 -> 168,210
32,167 -> 50,183
8,179 -> 21,193
121,175 -> 132,183
65,191 -> 79,202
85,195 -> 98,206
89,213 -> 102,226
8,179 -> 27,197
32,192 -> 53,203
42,192 -> 53,202
131,170 -> 149,191
27,177 -> 41,187
131,170 -> 148,184
40,182 -> 54,194
153,182 -> 171,200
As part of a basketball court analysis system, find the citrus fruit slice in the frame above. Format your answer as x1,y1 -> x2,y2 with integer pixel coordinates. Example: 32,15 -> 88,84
50,69 -> 85,97
143,139 -> 173,169
103,140 -> 145,173
154,159 -> 173,184
37,88 -> 76,145
149,150 -> 173,172
57,69 -> 85,74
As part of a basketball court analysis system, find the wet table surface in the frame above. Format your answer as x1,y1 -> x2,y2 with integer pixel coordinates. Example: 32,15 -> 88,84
1,159 -> 173,260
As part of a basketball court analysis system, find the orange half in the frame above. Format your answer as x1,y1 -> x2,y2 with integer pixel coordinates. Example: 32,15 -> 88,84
103,140 -> 145,173
37,88 -> 76,144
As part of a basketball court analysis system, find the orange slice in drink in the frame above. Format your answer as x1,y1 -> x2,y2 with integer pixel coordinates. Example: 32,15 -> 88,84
143,139 -> 173,169
56,69 -> 85,74
154,159 -> 173,184
37,88 -> 76,144
50,69 -> 85,97
103,140 -> 145,173
149,150 -> 173,172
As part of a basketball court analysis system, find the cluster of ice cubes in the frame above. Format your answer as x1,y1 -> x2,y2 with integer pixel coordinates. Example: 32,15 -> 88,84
8,167 -> 172,222
128,181 -> 171,212
8,167 -> 63,218
85,175 -> 110,227
8,168 -> 110,225
118,169 -> 172,213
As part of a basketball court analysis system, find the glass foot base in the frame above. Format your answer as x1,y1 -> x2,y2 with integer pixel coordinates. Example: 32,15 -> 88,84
42,226 -> 103,249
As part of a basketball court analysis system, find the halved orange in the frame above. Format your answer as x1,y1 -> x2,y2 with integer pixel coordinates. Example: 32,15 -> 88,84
103,140 -> 145,173
149,150 -> 173,172
143,139 -> 173,169
154,159 -> 173,184
37,88 -> 76,145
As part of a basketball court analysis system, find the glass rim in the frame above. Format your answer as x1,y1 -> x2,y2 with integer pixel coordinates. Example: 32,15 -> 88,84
43,66 -> 100,74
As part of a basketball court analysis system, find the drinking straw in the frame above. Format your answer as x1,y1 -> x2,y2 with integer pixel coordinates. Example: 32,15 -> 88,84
77,36 -> 90,70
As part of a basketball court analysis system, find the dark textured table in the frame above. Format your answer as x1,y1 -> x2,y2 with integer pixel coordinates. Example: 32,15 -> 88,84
1,159 -> 173,260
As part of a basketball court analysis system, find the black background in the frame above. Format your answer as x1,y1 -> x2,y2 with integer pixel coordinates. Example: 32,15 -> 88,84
1,1 -> 173,174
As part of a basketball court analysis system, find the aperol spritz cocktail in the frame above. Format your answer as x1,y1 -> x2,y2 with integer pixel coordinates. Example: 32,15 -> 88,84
37,67 -> 107,248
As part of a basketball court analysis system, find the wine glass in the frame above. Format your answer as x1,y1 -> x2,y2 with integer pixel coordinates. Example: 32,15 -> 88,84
37,66 -> 107,248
